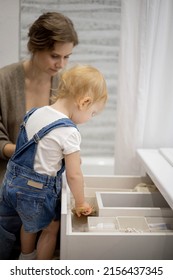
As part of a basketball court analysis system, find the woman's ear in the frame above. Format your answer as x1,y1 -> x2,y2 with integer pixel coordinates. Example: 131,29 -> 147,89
78,96 -> 92,110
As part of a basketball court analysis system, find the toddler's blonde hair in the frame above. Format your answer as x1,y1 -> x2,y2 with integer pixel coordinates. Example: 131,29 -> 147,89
52,64 -> 108,105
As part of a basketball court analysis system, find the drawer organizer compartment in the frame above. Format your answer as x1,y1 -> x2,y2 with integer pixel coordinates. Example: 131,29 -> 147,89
116,216 -> 150,232
146,217 -> 173,232
88,217 -> 118,232
96,191 -> 172,217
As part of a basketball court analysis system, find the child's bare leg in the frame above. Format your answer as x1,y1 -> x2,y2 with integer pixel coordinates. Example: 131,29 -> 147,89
20,225 -> 37,254
19,225 -> 37,259
36,220 -> 60,260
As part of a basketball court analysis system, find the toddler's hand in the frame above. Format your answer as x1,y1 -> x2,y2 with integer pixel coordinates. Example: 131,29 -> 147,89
74,202 -> 93,217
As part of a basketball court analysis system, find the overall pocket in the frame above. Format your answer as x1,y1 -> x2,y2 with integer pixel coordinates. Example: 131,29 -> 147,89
16,192 -> 45,223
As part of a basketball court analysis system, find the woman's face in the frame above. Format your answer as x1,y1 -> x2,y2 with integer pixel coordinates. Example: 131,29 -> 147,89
33,42 -> 74,76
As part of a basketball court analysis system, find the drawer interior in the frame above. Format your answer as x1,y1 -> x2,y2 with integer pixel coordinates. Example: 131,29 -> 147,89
68,179 -> 173,233
64,175 -> 173,233
60,176 -> 173,260
61,175 -> 173,260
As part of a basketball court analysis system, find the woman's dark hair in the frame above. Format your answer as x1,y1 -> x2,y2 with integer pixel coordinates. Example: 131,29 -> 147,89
27,12 -> 79,53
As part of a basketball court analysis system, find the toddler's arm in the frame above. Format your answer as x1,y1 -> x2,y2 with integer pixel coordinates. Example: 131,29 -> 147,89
64,151 -> 93,217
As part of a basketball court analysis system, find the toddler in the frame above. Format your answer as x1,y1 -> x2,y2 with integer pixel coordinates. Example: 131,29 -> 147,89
0,64 -> 108,259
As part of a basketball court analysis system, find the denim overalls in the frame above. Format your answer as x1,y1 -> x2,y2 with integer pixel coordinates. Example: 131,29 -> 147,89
0,108 -> 77,259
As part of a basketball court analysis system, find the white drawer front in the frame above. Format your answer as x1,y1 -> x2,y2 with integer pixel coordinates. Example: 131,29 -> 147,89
60,175 -> 173,260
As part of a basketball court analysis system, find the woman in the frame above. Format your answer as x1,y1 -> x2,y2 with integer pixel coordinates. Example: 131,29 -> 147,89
0,11 -> 78,183
0,11 -> 78,259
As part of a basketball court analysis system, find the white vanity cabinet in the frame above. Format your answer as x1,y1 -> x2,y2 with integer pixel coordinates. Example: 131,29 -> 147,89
60,149 -> 173,260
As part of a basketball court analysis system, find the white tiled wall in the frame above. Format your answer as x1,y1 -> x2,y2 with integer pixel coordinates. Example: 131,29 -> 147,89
0,0 -> 20,67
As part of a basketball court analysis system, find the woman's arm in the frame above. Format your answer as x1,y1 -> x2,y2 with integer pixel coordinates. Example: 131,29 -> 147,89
0,62 -> 25,160
0,114 -> 15,159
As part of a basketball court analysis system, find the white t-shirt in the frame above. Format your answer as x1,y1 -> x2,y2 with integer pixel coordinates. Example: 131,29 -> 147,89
25,106 -> 81,176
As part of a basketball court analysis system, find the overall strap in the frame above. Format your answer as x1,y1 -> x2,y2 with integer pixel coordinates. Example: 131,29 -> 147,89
32,118 -> 77,143
15,108 -> 39,151
21,107 -> 39,128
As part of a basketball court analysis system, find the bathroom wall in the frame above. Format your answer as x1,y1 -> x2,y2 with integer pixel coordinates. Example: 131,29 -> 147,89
20,0 -> 121,158
0,0 -> 20,67
81,157 -> 114,175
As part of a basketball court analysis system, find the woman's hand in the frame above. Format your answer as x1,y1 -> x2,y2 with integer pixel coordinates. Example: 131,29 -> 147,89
3,143 -> 16,158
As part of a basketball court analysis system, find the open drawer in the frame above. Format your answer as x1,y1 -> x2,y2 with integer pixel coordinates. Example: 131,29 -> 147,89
60,149 -> 173,260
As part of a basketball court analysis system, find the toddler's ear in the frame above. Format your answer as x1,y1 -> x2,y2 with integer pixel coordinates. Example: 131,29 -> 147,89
78,96 -> 92,110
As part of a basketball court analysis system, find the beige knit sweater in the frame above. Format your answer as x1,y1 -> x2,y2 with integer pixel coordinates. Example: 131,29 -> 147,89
0,61 -> 58,184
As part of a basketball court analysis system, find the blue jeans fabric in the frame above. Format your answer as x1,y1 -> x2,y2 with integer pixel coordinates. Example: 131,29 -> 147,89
0,175 -> 22,259
0,189 -> 21,259
0,108 -> 77,259
1,161 -> 61,232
